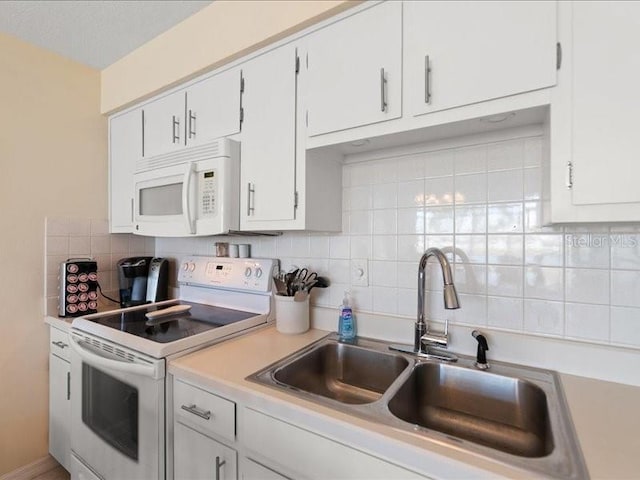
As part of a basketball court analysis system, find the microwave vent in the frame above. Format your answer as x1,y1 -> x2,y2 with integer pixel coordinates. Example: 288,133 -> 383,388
135,138 -> 234,173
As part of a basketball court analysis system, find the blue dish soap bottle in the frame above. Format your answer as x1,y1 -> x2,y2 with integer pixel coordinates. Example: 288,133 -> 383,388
338,291 -> 356,341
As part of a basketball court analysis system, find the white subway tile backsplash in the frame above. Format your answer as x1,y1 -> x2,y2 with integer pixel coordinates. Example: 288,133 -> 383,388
68,236 -> 90,256
524,299 -> 564,336
487,296 -> 523,331
455,173 -> 487,205
46,217 -> 69,236
454,146 -> 486,175
487,265 -> 523,297
425,206 -> 454,234
487,235 -> 524,265
397,180 -> 425,208
47,236 -> 69,255
487,140 -> 524,171
425,176 -> 454,205
373,209 -> 397,235
525,266 -> 564,301
396,154 -> 425,181
454,235 -> 487,264
488,170 -> 524,203
372,183 -> 397,209
424,150 -> 455,178
397,208 -> 425,235
610,306 -> 640,347
565,268 -> 610,305
525,234 -> 564,267
488,203 -> 523,233
153,133 -> 640,351
455,205 -> 487,234
565,303 -> 610,342
611,270 -> 640,307
372,235 -> 397,261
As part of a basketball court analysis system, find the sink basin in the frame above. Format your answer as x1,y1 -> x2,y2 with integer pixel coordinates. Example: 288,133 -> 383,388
247,334 -> 588,479
273,342 -> 409,404
387,363 -> 552,457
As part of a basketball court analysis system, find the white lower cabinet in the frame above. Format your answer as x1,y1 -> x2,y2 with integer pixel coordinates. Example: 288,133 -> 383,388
174,422 -> 237,480
242,408 -> 426,480
49,326 -> 71,472
240,458 -> 289,480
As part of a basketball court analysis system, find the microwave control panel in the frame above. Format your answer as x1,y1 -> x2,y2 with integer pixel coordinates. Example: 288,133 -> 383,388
198,169 -> 218,217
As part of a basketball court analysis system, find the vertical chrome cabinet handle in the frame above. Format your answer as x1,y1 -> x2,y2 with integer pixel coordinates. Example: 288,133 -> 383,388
380,68 -> 388,112
130,198 -> 134,223
172,115 -> 180,143
425,55 -> 432,104
188,110 -> 196,139
180,404 -> 212,420
66,372 -> 71,401
247,183 -> 255,216
215,456 -> 226,480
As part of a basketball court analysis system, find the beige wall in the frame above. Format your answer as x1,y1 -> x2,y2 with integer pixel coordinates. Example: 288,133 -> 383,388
101,0 -> 358,114
0,32 -> 106,474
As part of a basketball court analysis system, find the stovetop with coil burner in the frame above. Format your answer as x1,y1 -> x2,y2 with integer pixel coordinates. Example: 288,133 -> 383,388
72,256 -> 278,358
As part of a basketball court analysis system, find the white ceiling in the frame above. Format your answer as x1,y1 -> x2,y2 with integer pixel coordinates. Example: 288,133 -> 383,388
0,0 -> 213,69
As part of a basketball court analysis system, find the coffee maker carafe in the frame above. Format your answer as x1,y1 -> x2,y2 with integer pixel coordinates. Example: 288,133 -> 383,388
117,256 -> 169,307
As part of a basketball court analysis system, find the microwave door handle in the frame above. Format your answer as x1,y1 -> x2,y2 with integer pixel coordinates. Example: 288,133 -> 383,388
70,334 -> 157,379
182,163 -> 196,234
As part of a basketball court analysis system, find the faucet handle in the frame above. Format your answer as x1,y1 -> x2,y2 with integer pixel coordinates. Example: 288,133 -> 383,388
421,318 -> 449,349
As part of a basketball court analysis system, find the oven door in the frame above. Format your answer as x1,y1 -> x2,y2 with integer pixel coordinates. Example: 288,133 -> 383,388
70,331 -> 165,480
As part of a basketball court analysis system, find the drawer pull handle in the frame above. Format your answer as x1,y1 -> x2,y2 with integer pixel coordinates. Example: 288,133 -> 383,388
181,403 -> 212,420
52,341 -> 68,349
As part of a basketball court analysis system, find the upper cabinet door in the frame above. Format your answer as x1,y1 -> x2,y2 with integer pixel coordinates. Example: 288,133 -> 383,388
240,44 -> 298,227
186,68 -> 242,147
109,109 -> 142,233
405,1 -> 557,117
570,2 -> 640,207
305,1 -> 402,137
142,91 -> 186,158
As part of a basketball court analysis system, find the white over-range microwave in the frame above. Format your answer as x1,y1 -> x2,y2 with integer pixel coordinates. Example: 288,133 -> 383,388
133,138 -> 240,237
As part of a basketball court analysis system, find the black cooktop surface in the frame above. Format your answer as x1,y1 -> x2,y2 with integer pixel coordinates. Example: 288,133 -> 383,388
89,301 -> 257,343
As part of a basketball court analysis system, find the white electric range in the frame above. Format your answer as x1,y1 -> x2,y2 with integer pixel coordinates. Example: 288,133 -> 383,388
68,256 -> 278,480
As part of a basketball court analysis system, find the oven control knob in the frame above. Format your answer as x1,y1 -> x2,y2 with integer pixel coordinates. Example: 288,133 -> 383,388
244,267 -> 252,278
255,268 -> 263,278
188,262 -> 196,272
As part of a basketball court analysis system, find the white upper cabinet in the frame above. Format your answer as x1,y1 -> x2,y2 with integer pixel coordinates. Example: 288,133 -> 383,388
240,44 -> 298,228
142,90 -> 186,158
185,69 -> 242,148
405,1 -> 557,117
143,68 -> 242,158
305,1 -> 402,137
109,109 -> 142,233
550,1 -> 640,222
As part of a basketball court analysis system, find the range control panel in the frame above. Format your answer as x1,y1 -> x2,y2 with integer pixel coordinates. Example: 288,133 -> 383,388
178,256 -> 276,292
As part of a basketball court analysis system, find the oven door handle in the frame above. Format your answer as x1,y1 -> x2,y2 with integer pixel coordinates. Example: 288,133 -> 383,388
70,334 -> 158,378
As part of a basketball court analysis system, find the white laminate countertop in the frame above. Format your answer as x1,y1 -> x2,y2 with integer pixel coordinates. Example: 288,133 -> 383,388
169,325 -> 640,480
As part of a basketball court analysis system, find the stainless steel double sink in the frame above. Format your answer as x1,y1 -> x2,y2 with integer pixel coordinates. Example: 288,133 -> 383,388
247,333 -> 588,479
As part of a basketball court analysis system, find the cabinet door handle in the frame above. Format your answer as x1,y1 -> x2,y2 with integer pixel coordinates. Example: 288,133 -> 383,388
380,68 -> 388,113
425,55 -> 432,104
247,183 -> 255,216
66,372 -> 71,401
172,116 -> 180,143
215,456 -> 226,480
52,341 -> 68,349
180,403 -> 212,420
130,198 -> 134,223
188,110 -> 196,139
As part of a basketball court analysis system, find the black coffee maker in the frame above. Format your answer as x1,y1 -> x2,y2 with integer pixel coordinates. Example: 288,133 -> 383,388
117,257 -> 169,307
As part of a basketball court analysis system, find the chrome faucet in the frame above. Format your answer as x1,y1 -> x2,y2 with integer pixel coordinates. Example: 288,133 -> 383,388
390,247 -> 460,361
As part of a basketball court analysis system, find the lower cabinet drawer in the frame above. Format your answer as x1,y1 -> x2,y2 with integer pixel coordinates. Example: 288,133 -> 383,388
50,326 -> 71,361
243,407 -> 426,479
174,379 -> 236,442
174,422 -> 237,480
